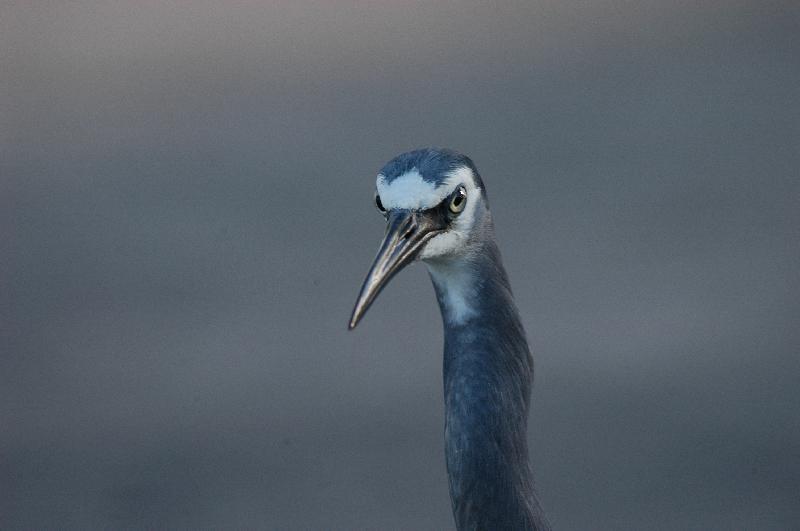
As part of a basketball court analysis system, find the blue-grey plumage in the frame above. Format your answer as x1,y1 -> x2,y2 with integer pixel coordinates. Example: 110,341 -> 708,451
350,148 -> 550,531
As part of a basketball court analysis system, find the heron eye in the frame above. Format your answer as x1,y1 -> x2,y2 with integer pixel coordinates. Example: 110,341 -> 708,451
449,186 -> 467,214
375,192 -> 386,213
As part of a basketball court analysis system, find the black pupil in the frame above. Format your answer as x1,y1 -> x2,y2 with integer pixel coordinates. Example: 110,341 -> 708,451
453,193 -> 463,206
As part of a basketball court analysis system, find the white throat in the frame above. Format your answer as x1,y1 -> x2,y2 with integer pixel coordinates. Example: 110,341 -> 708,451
425,259 -> 479,325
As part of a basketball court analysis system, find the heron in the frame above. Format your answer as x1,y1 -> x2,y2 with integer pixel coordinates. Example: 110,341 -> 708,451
348,148 -> 551,530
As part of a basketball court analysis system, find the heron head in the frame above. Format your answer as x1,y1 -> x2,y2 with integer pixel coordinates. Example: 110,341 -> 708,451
348,148 -> 488,329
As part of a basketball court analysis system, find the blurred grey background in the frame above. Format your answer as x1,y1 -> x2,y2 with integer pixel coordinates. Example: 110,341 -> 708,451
2,1 -> 799,529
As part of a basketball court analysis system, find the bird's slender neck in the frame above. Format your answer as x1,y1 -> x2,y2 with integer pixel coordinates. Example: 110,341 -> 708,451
425,236 -> 549,531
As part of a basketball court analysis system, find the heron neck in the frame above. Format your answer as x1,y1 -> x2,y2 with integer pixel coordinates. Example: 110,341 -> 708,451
425,240 -> 549,530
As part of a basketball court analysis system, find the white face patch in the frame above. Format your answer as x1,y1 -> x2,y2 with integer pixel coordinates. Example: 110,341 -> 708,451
375,165 -> 483,260
376,169 -> 453,210
418,166 -> 482,260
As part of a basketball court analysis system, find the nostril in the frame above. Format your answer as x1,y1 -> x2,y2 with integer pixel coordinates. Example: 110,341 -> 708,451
401,217 -> 417,240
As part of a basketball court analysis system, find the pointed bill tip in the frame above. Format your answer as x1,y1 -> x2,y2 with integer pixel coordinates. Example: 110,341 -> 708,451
348,298 -> 368,330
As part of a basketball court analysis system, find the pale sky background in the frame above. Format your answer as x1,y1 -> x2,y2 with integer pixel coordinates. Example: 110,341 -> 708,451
2,1 -> 799,529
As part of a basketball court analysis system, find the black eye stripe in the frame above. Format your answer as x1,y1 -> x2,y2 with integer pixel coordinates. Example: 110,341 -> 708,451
374,187 -> 465,216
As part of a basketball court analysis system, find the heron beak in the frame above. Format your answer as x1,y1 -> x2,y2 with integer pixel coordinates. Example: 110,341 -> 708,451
349,209 -> 445,329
